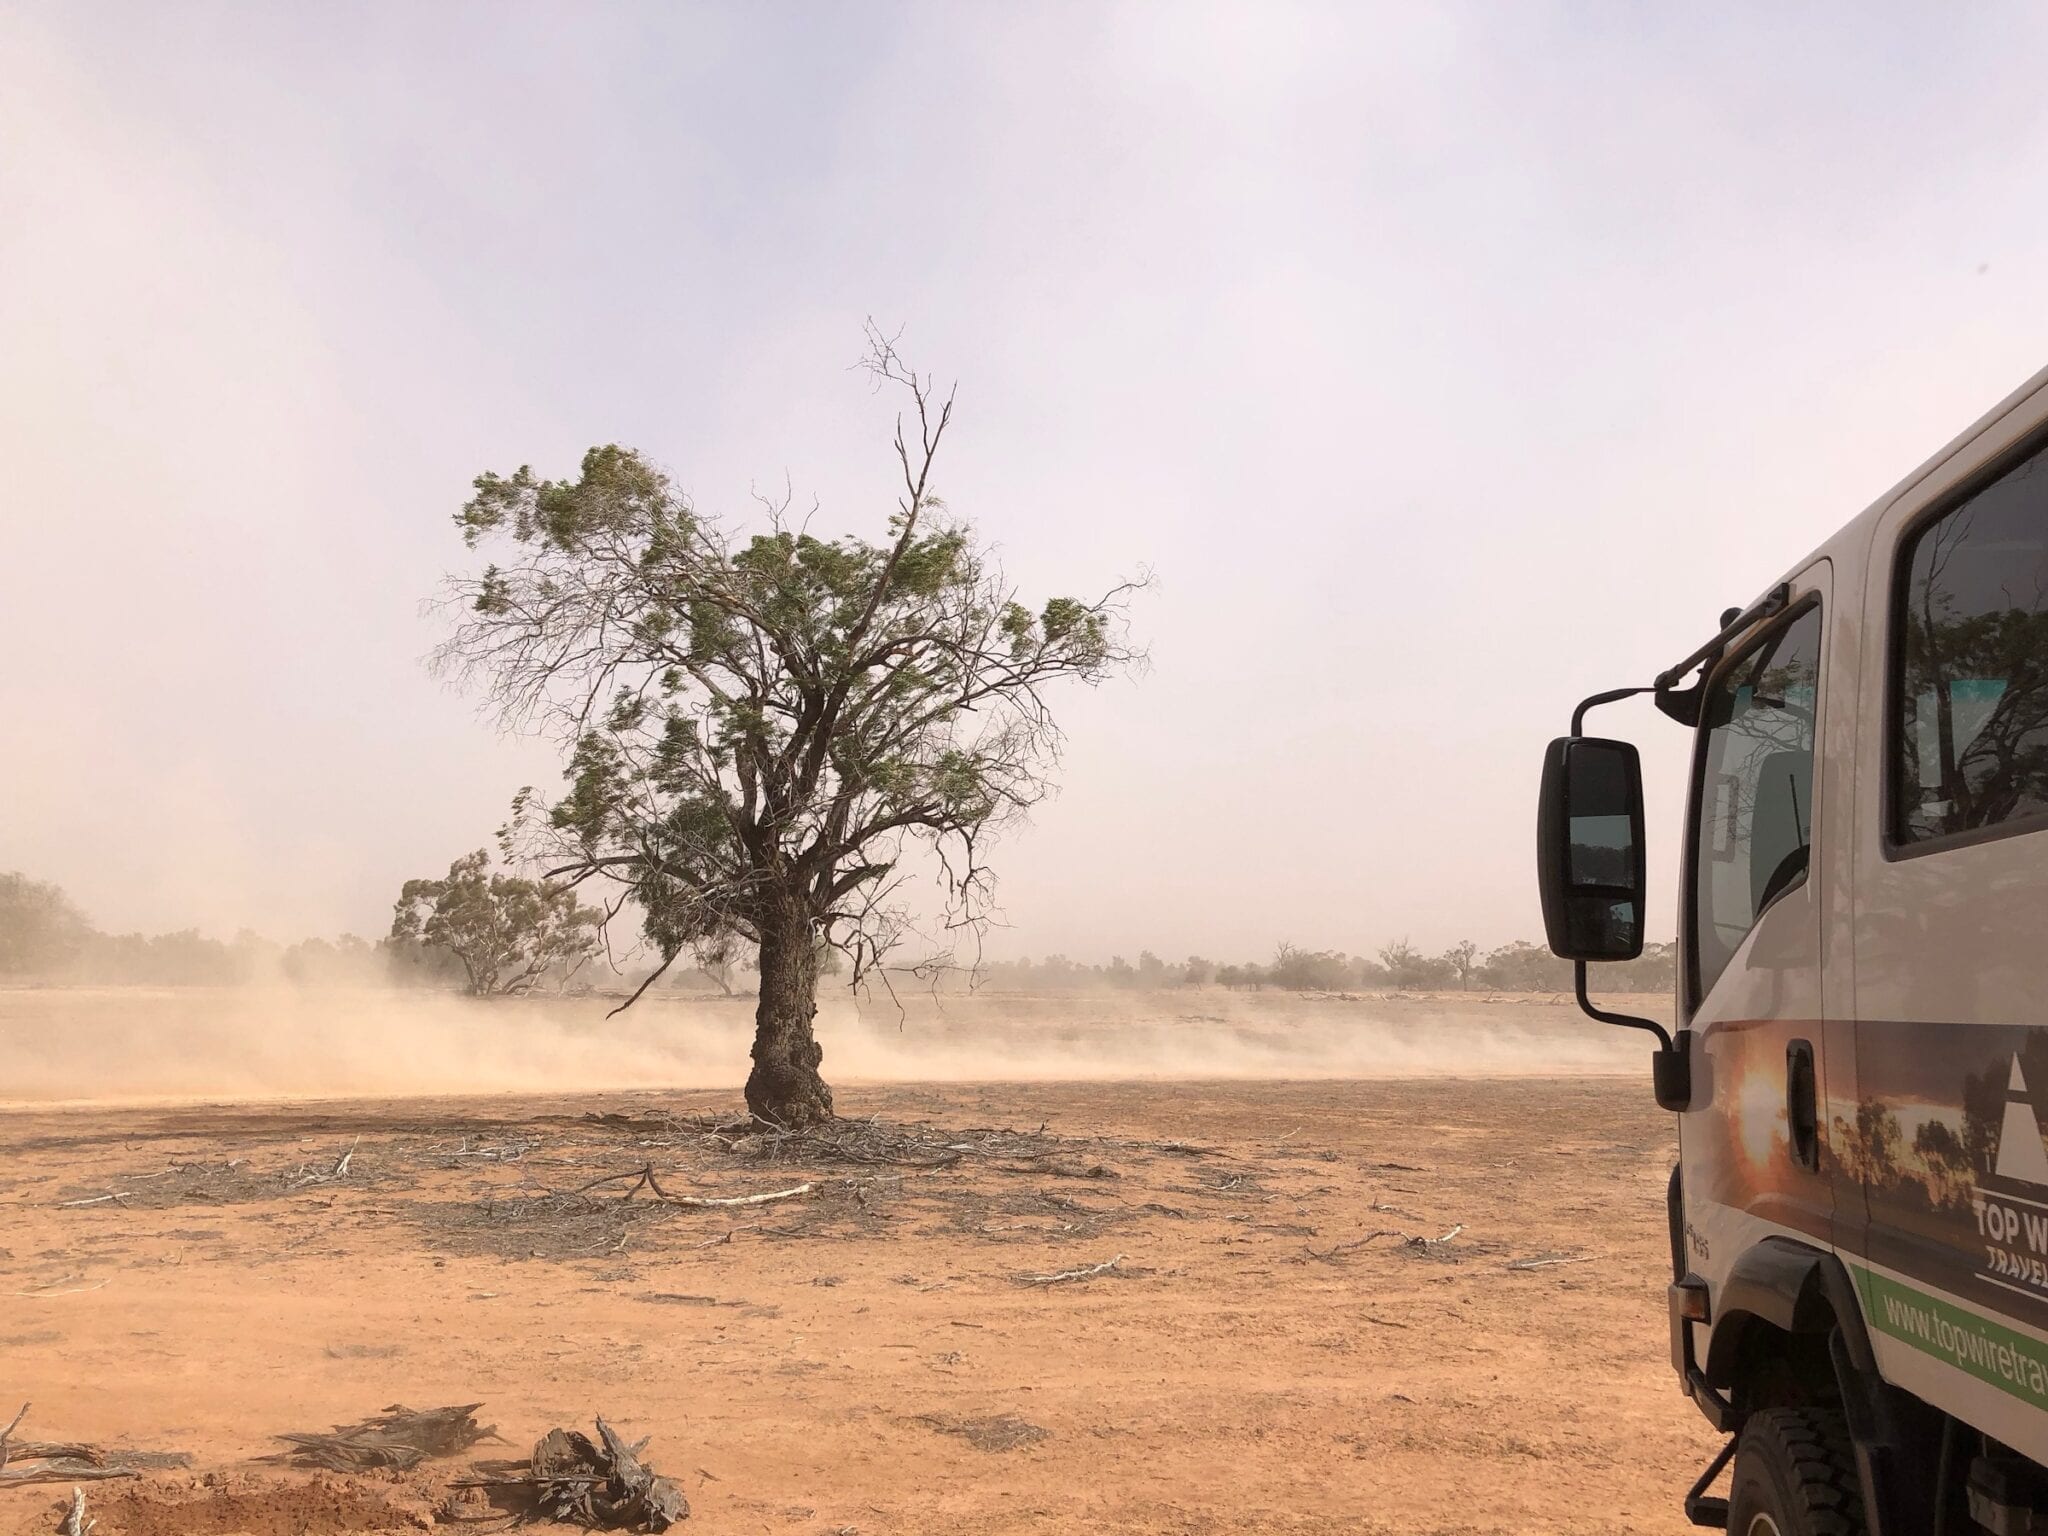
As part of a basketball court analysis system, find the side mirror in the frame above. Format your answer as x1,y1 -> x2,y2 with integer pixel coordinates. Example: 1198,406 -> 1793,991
1537,736 -> 1646,962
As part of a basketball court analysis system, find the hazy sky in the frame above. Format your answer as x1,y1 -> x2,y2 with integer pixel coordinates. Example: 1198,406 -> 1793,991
8,2 -> 2048,963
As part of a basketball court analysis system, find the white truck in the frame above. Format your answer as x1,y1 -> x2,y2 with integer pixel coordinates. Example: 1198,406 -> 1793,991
1537,365 -> 2048,1534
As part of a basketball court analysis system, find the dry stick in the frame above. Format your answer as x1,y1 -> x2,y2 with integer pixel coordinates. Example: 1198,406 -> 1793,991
1025,1253 -> 1126,1286
568,1165 -> 812,1209
12,1441 -> 105,1466
57,1193 -> 130,1209
1307,1228 -> 1405,1261
332,1137 -> 360,1179
0,1402 -> 26,1470
1507,1253 -> 1596,1272
659,1182 -> 811,1209
0,1468 -> 135,1487
690,1224 -> 759,1250
63,1485 -> 94,1536
11,1278 -> 113,1299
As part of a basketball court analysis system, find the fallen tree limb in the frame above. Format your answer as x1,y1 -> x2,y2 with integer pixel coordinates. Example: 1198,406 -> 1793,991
10,1440 -> 105,1466
567,1165 -> 811,1209
62,1486 -> 93,1536
0,1402 -> 26,1469
1303,1222 -> 1466,1263
1507,1253 -> 1595,1272
458,1416 -> 686,1530
659,1183 -> 811,1209
0,1466 -> 136,1486
10,1278 -> 112,1298
1022,1253 -> 1126,1287
1303,1229 -> 1405,1262
267,1403 -> 496,1472
0,1405 -> 178,1488
286,1137 -> 362,1191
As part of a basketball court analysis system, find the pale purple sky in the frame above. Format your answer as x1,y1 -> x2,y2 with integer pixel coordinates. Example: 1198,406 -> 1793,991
7,2 -> 2048,961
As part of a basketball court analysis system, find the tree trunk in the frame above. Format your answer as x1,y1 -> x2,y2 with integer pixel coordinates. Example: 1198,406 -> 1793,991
745,903 -> 833,1127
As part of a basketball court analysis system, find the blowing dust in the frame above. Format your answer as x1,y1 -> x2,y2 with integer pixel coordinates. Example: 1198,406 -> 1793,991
0,985 -> 1663,1107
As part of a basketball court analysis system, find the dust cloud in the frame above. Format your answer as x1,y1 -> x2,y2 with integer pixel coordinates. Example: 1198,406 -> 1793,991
0,985 -> 1660,1107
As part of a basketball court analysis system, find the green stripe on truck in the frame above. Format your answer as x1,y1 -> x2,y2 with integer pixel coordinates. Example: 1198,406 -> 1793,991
1854,1264 -> 2048,1410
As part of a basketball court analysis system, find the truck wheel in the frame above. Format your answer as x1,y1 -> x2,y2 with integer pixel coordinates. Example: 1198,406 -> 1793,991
1726,1407 -> 1867,1536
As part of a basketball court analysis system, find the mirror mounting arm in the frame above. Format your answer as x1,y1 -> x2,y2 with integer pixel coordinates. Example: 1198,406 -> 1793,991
1650,582 -> 1795,728
1574,959 -> 1671,1051
1571,686 -> 1655,736
1576,962 -> 1690,1112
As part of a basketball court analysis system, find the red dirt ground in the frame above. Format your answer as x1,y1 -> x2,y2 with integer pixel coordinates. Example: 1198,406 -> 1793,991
0,1075 -> 1713,1534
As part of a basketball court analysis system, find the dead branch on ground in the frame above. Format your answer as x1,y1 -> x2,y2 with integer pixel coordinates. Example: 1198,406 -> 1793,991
566,1167 -> 812,1209
286,1137 -> 361,1191
1304,1222 -> 1465,1264
0,1402 -> 25,1468
456,1417 -> 686,1531
9,1278 -> 112,1298
267,1403 -> 496,1472
1020,1253 -> 1126,1286
1507,1252 -> 1595,1271
0,1407 -> 155,1489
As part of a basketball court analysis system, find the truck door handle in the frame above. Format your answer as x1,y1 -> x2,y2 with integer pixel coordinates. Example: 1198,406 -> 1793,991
1786,1039 -> 1819,1173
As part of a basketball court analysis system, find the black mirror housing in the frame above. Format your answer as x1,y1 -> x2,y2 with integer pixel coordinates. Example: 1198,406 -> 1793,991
1537,736 -> 1647,962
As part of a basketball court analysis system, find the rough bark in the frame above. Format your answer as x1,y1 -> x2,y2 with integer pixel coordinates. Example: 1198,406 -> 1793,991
745,904 -> 833,1127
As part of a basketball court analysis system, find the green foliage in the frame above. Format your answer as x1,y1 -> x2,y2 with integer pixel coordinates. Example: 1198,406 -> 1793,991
438,345 -> 1143,996
1269,942 -> 1358,992
1475,940 -> 1573,991
0,872 -> 92,975
390,850 -> 603,997
962,937 -> 1676,996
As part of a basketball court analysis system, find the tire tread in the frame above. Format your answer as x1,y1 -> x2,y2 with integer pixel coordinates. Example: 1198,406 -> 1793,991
1739,1406 -> 1866,1536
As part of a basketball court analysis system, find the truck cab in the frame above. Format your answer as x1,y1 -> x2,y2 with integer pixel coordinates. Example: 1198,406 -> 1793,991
1539,366 -> 2048,1534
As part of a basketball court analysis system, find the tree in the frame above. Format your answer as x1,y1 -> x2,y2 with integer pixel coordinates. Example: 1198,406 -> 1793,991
282,934 -> 381,987
690,931 -> 744,996
1269,942 -> 1353,992
1377,938 -> 1451,990
391,850 -> 603,997
1477,939 -> 1572,992
0,872 -> 93,975
1441,939 -> 1479,990
435,336 -> 1142,1125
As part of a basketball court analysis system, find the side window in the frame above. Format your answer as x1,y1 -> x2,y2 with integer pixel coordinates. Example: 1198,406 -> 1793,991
1894,447 -> 2048,846
1691,606 -> 1822,1001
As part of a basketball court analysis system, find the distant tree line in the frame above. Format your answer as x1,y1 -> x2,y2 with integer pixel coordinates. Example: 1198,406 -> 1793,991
972,939 -> 1674,994
0,870 -> 1672,998
0,860 -> 624,997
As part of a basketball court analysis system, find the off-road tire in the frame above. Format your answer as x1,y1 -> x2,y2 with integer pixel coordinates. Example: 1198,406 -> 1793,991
1726,1407 -> 1867,1536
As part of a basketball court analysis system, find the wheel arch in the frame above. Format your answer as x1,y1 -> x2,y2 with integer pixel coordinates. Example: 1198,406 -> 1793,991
1703,1236 -> 1943,1536
1705,1235 -> 1879,1392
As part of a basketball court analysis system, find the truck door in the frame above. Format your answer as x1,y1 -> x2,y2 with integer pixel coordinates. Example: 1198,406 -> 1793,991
1681,561 -> 1840,1289
1849,434 -> 2048,1462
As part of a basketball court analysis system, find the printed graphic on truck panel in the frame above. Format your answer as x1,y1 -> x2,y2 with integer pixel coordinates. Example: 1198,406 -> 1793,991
1851,1023 -> 2048,1330
1686,1018 -> 1833,1246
